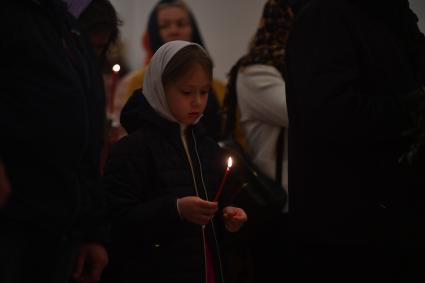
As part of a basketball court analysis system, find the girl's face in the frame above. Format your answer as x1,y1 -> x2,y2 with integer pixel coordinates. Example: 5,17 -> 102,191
164,64 -> 210,126
157,6 -> 193,43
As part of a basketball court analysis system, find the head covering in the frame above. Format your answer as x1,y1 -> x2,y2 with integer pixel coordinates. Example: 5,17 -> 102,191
144,0 -> 205,65
240,0 -> 293,76
143,40 -> 203,124
62,0 -> 93,17
222,0 -> 293,138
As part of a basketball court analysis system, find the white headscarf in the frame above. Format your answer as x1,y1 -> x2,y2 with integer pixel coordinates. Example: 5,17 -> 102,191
143,40 -> 203,124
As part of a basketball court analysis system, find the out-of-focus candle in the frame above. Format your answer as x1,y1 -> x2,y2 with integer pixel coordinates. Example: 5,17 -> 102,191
108,64 -> 120,115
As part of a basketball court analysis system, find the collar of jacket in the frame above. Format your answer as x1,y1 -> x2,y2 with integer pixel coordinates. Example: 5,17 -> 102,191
120,89 -> 207,139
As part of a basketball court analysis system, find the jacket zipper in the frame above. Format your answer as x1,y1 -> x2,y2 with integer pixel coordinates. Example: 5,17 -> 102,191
180,128 -> 207,282
191,130 -> 225,283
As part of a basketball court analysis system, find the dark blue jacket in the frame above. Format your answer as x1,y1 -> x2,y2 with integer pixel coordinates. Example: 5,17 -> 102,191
103,91 -> 227,282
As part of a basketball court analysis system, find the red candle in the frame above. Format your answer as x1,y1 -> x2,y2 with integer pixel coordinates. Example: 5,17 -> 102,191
214,157 -> 233,201
108,64 -> 120,115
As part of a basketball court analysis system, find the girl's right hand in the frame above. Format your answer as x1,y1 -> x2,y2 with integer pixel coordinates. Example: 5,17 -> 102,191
177,196 -> 218,225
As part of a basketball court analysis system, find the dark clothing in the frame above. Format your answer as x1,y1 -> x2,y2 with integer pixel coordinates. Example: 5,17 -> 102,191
0,1 -> 107,281
286,0 -> 425,281
102,91 -> 226,282
0,0 -> 106,234
0,218 -> 79,283
202,89 -> 222,141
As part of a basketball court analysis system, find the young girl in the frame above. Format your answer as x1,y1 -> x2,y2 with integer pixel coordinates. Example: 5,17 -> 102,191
115,0 -> 225,141
102,40 -> 247,283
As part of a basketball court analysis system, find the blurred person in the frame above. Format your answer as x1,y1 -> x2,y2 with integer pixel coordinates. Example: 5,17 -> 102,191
76,0 -> 123,173
0,0 -> 120,282
286,0 -> 425,281
222,0 -> 293,281
115,0 -> 225,140
78,0 -> 121,63
102,41 -> 247,283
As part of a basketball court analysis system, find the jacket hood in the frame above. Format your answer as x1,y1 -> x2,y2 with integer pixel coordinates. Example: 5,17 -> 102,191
120,89 -> 207,138
120,89 -> 172,134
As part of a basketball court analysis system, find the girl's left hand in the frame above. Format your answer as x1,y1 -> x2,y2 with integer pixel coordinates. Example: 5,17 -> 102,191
223,206 -> 248,232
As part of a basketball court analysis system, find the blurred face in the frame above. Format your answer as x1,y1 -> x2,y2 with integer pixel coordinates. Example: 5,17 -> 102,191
157,6 -> 193,43
90,31 -> 111,59
164,64 -> 210,126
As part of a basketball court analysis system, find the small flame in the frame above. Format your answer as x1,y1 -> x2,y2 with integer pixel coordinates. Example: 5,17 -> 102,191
227,157 -> 233,168
112,64 -> 121,73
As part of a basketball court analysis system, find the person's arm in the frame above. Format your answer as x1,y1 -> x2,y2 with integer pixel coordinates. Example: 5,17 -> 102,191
237,65 -> 288,128
72,243 -> 108,283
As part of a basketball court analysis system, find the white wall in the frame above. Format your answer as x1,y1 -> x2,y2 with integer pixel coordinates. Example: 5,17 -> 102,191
410,0 -> 425,33
110,0 -> 425,82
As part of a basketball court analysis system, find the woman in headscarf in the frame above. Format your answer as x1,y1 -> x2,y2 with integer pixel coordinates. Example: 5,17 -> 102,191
102,40 -> 247,283
115,0 -> 225,140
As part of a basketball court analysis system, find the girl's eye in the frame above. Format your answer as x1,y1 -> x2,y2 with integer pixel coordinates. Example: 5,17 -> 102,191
200,91 -> 209,96
177,20 -> 189,28
158,23 -> 170,30
182,91 -> 192,96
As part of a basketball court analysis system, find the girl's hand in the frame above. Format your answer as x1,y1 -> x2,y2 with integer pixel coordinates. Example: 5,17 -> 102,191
223,206 -> 248,232
177,196 -> 218,225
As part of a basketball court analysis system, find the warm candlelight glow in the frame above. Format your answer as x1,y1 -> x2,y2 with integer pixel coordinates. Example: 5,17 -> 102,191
227,157 -> 233,168
112,64 -> 121,73
108,64 -> 121,116
214,156 -> 233,202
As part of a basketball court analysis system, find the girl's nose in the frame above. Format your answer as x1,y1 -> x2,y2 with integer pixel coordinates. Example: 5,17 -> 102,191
168,23 -> 181,36
192,93 -> 202,106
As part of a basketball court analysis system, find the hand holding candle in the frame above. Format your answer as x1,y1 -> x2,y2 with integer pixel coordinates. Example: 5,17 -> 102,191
214,157 -> 233,201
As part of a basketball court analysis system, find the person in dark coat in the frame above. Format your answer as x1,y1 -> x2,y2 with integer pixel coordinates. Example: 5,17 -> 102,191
286,0 -> 425,282
102,40 -> 247,283
0,1 -> 110,282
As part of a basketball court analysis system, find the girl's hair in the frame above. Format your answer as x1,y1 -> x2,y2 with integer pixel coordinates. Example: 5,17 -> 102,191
162,45 -> 213,88
145,0 -> 206,64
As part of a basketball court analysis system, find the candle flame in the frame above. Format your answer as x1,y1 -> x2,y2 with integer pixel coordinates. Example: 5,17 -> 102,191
112,64 -> 121,73
227,157 -> 233,168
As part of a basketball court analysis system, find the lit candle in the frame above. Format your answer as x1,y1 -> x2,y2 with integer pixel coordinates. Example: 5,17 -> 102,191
214,157 -> 233,201
108,64 -> 121,115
